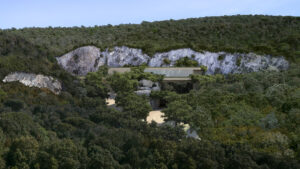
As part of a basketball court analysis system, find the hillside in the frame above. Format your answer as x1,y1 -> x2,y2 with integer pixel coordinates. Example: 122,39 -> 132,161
0,15 -> 300,168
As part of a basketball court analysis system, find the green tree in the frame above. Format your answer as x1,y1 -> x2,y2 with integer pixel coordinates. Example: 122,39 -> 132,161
163,100 -> 193,124
116,93 -> 151,120
6,136 -> 39,168
88,145 -> 121,169
108,73 -> 138,93
85,69 -> 109,98
175,57 -> 198,67
36,151 -> 59,169
4,99 -> 24,111
0,88 -> 7,102
48,139 -> 82,169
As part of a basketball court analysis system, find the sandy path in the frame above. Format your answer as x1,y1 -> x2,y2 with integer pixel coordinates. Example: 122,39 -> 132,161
146,110 -> 165,124
106,98 -> 115,106
106,98 -> 165,124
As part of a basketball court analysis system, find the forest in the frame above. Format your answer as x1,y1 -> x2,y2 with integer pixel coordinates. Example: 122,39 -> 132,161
0,15 -> 300,168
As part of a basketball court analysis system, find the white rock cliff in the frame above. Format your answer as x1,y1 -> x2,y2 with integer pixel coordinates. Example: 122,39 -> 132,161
56,46 -> 289,75
106,46 -> 149,67
57,46 -> 106,76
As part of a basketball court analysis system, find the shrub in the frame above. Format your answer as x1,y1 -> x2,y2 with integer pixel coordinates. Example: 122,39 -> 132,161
163,58 -> 171,65
4,99 -> 24,111
175,57 -> 198,67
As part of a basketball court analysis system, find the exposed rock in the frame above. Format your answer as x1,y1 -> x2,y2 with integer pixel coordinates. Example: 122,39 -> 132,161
140,87 -> 151,90
186,129 -> 201,140
57,46 -> 289,76
152,86 -> 161,91
3,72 -> 62,94
149,48 -> 289,74
105,46 -> 149,67
135,79 -> 160,96
56,46 -> 105,76
149,48 -> 196,67
139,79 -> 153,88
135,90 -> 151,96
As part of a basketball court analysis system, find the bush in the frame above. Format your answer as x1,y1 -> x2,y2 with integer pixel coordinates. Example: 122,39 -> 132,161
175,57 -> 198,67
4,99 -> 24,111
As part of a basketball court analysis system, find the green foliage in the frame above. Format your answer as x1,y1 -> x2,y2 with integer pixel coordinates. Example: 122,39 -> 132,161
218,54 -> 226,61
4,99 -> 24,111
175,57 -> 198,67
7,136 -> 39,168
163,58 -> 171,65
224,102 -> 263,127
236,56 -> 242,66
116,93 -> 151,120
108,66 -> 163,93
199,65 -> 208,73
0,88 -> 7,102
163,100 -> 194,124
190,74 -> 224,87
0,15 -> 300,168
108,73 -> 138,93
85,68 -> 109,98
48,139 -> 82,169
130,66 -> 164,82
2,15 -> 300,61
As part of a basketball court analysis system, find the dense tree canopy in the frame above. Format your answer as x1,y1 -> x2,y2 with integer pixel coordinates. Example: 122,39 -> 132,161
0,15 -> 300,168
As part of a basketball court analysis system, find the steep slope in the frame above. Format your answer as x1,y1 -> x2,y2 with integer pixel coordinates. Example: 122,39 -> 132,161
3,15 -> 300,61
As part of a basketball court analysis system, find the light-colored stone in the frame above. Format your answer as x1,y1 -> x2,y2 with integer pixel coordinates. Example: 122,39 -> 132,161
147,110 -> 165,124
106,98 -> 115,106
135,80 -> 161,96
186,128 -> 201,140
56,46 -> 105,76
140,87 -> 151,90
3,72 -> 62,94
105,46 -> 149,67
152,86 -> 161,91
149,48 -> 289,74
57,46 -> 289,76
135,90 -> 151,96
149,111 -> 201,140
139,79 -> 153,88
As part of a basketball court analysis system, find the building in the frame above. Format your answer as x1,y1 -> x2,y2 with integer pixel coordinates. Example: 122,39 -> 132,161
108,67 -> 203,81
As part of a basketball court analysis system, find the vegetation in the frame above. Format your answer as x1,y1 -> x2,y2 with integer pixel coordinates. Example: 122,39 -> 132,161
175,57 -> 199,67
0,15 -> 300,168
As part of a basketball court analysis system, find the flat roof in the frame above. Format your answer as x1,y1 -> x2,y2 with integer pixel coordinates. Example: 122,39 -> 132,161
108,67 -> 202,78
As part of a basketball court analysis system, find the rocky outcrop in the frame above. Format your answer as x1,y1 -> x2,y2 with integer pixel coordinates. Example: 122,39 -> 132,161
135,79 -> 160,96
149,49 -> 289,74
3,72 -> 62,94
106,46 -> 149,67
57,46 -> 289,76
56,46 -> 105,76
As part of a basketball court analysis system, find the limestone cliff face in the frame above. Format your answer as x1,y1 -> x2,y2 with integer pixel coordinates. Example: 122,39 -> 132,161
56,46 -> 105,76
105,46 -> 149,67
57,46 -> 289,76
149,48 -> 289,74
3,72 -> 62,94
